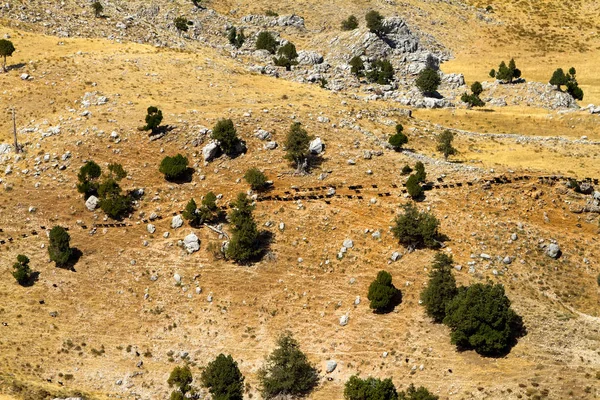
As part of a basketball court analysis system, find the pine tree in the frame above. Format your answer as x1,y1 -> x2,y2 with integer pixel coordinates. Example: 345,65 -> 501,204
420,253 -> 457,323
212,119 -> 241,156
12,255 -> 32,286
48,226 -> 72,267
392,202 -> 441,249
367,270 -> 400,312
200,354 -> 245,400
226,193 -> 261,263
436,130 -> 457,160
183,198 -> 200,226
284,122 -> 313,172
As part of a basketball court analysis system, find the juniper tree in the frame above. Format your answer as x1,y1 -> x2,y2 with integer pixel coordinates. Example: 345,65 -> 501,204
273,42 -> 298,71
92,1 -> 103,18
284,122 -> 313,172
159,154 -> 189,181
365,10 -> 387,35
183,198 -> 200,227
174,16 -> 190,32
366,59 -> 394,84
414,161 -> 426,183
388,123 -> 408,150
436,130 -> 456,160
256,31 -> 278,54
349,56 -> 365,78
344,376 -> 398,400
420,253 -> 457,323
48,226 -> 72,267
0,39 -> 15,72
406,174 -> 423,199
367,270 -> 400,312
168,366 -> 193,397
12,255 -> 32,286
341,15 -> 359,31
77,160 -> 102,198
212,119 -> 241,156
142,106 -> 163,134
226,193 -> 261,263
415,68 -> 440,95
200,354 -> 245,400
392,202 -> 441,249
244,167 -> 269,191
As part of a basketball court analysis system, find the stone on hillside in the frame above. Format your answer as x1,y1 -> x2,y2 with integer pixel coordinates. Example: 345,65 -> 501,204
265,141 -> 278,150
579,182 -> 593,194
339,314 -> 349,326
276,14 -> 305,28
309,137 -> 324,154
171,215 -> 184,229
343,239 -> 354,249
183,233 -> 200,253
503,256 -> 512,265
20,73 -> 29,80
326,360 -> 337,373
147,224 -> 156,234
174,273 -> 181,283
255,129 -> 271,140
354,295 -> 361,305
85,195 -> 99,211
202,142 -> 219,162
511,233 -> 518,241
297,50 -> 324,65
0,143 -> 11,154
391,251 -> 401,262
546,243 -> 561,259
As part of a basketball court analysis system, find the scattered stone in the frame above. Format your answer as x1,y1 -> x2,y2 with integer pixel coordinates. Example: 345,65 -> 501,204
171,215 -> 183,229
326,360 -> 337,373
342,239 -> 354,248
85,195 -> 99,211
546,243 -> 561,259
202,142 -> 219,162
183,233 -> 200,253
309,137 -> 324,154
502,256 -> 512,265
174,273 -> 181,284
147,224 -> 156,234
339,314 -> 349,326
391,251 -> 401,261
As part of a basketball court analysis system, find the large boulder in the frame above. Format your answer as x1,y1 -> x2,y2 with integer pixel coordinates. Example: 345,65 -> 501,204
171,215 -> 184,229
297,51 -> 324,65
546,243 -> 561,259
202,142 -> 219,162
183,233 -> 200,253
309,137 -> 324,154
326,360 -> 337,373
85,195 -> 99,211
276,14 -> 305,28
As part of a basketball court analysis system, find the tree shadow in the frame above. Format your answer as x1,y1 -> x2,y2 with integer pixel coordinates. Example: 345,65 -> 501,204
191,0 -> 206,9
7,63 -> 26,72
165,167 -> 195,184
59,248 -> 83,271
148,124 -> 176,139
424,91 -> 444,99
21,271 -> 40,287
373,288 -> 403,314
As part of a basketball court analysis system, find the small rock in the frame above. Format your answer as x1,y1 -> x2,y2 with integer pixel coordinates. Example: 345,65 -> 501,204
546,243 -> 561,259
85,195 -> 99,211
171,215 -> 183,229
326,360 -> 337,373
147,224 -> 156,234
339,314 -> 349,326
174,273 -> 181,284
342,239 -> 354,249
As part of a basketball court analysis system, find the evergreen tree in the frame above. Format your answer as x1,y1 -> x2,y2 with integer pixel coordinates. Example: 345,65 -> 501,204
414,161 -> 426,183
366,59 -> 394,84
256,31 -> 278,54
401,164 -> 412,175
388,124 -> 408,150
226,193 -> 261,263
258,332 -> 318,398
198,191 -> 224,224
398,384 -> 439,400
212,119 -> 241,156
183,198 -> 200,227
367,270 -> 400,312
244,167 -> 269,191
344,375 -> 398,400
489,69 -> 496,78
142,106 -> 163,134
159,154 -> 189,181
174,16 -> 190,32
228,27 -> 246,49
168,366 -> 193,396
200,354 -> 245,400
349,56 -> 365,78
495,59 -> 520,83
471,81 -> 483,96
341,15 -> 359,31
420,253 -> 457,323
443,283 -> 525,356
392,202 -> 441,249
406,174 -> 423,199
107,163 -> 127,181
365,10 -> 387,35
77,160 -> 102,199
436,130 -> 457,160
284,122 -> 313,172
92,1 -> 103,18
48,226 -> 72,267
273,42 -> 298,71
0,39 -> 15,72
415,68 -> 440,95
12,254 -> 32,286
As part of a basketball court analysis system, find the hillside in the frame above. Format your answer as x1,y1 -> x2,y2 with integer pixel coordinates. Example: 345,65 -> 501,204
1,1 -> 600,400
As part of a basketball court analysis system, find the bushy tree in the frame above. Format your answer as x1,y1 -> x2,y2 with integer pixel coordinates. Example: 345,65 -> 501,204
420,253 -> 457,323
159,154 -> 189,181
367,270 -> 400,312
349,56 -> 365,78
388,123 -> 408,150
415,68 -> 440,95
228,27 -> 246,49
244,167 -> 269,191
551,67 -> 584,100
92,1 -> 103,18
183,198 -> 201,227
12,255 -> 32,286
226,193 -> 261,263
168,366 -> 193,396
341,15 -> 359,31
365,10 -> 387,35
398,384 -> 439,400
77,160 -> 102,198
392,202 -> 441,249
256,31 -> 278,54
414,161 -> 426,183
97,163 -> 131,219
200,354 -> 245,400
495,59 -> 521,83
273,42 -> 298,71
258,332 -> 318,398
174,16 -> 190,32
344,375 -> 398,400
471,81 -> 483,96
443,283 -> 524,356
212,119 -> 241,156
142,106 -> 163,134
406,174 -> 423,199
366,59 -> 394,84
489,68 -> 496,78
0,39 -> 16,72
284,122 -> 313,172
401,164 -> 412,175
198,191 -> 224,224
436,130 -> 456,160
49,226 -> 72,267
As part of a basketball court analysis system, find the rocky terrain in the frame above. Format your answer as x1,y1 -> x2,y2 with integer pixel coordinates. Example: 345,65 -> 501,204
1,1 -> 600,400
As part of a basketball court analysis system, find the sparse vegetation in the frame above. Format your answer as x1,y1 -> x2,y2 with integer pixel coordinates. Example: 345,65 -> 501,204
77,160 -> 102,199
273,42 -> 298,71
365,10 -> 387,35
200,354 -> 245,400
367,270 -> 400,312
495,58 -> 521,83
366,59 -> 394,84
226,193 -> 261,263
244,167 -> 269,191
159,154 -> 189,181
228,27 -> 246,49
142,106 -> 163,134
401,164 -> 413,175
388,123 -> 408,150
256,31 -> 278,54
344,375 -> 398,400
48,226 -> 72,268
284,122 -> 313,172
12,255 -> 32,286
258,332 -> 318,398
437,130 -> 457,160
168,366 -> 193,399
92,1 -> 103,18
420,253 -> 457,323
174,17 -> 190,32
392,202 -> 441,249
415,68 -> 440,95
341,15 -> 359,31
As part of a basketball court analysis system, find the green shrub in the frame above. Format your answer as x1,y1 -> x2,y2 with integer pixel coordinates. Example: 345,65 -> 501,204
99,193 -> 131,220
489,68 -> 496,78
265,9 -> 278,17
398,384 -> 439,400
168,366 -> 192,397
77,160 -> 102,198
174,16 -> 189,32
228,27 -> 246,48
273,42 -> 298,71
226,193 -> 261,263
406,174 -> 423,199
200,354 -> 245,400
401,164 -> 412,175
12,255 -> 32,286
392,202 -> 441,249
471,81 -> 483,96
142,106 -> 163,134
388,124 -> 408,150
212,119 -> 241,156
415,68 -> 440,95
420,253 -> 457,323
551,67 -> 584,99
367,270 -> 400,312
443,283 -> 525,356
159,154 -> 189,180
0,39 -> 15,72
258,332 -> 318,398
349,56 -> 365,78
92,1 -> 103,17
341,15 -> 359,30
198,191 -> 224,224
49,226 -> 72,267
256,31 -> 278,54
183,198 -> 200,227
461,93 -> 485,107
436,130 -> 457,160
344,375 -> 397,400
366,59 -> 394,84
107,163 -> 127,181
414,161 -> 426,182
244,168 -> 269,191
495,59 -> 521,83
284,122 -> 313,172
365,10 -> 387,35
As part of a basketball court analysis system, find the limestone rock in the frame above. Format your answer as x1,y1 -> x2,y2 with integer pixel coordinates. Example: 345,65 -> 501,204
85,195 -> 99,211
171,215 -> 184,229
183,233 -> 200,253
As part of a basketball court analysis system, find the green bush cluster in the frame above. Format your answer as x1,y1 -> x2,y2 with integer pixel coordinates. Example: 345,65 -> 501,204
367,270 -> 400,312
159,154 -> 189,181
226,193 -> 262,263
228,27 -> 246,49
550,67 -> 583,100
344,377 -> 438,400
12,255 -> 32,285
49,226 -> 72,268
415,68 -> 440,95
388,124 -> 408,150
392,202 -> 441,249
341,15 -> 359,30
366,59 -> 394,84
